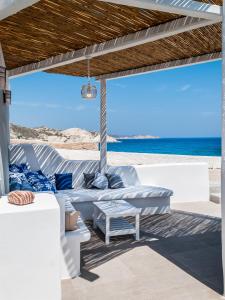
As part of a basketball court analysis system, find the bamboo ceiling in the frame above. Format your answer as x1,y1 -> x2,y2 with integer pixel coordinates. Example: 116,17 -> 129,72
47,23 -> 221,77
0,0 -> 222,78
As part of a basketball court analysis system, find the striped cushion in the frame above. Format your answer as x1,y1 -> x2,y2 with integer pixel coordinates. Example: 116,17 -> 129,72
8,191 -> 35,205
105,173 -> 125,189
55,173 -> 72,190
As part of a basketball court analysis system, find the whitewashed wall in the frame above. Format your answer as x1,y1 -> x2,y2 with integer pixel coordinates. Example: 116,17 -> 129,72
134,163 -> 209,203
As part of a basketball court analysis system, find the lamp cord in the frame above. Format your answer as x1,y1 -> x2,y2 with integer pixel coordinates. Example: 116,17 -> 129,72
87,58 -> 90,81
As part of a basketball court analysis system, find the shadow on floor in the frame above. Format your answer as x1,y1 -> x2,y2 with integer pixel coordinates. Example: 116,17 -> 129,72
81,210 -> 223,294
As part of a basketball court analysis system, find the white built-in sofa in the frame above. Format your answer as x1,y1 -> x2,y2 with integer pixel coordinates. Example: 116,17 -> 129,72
9,143 -> 209,279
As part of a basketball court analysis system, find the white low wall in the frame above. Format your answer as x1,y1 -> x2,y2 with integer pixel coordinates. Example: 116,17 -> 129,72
134,163 -> 209,203
0,193 -> 61,300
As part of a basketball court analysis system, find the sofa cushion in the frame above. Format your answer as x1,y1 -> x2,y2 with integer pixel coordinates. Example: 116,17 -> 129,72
25,170 -> 56,193
57,185 -> 173,203
83,173 -> 96,189
92,173 -> 108,189
106,173 -> 125,189
55,173 -> 72,190
9,172 -> 34,192
65,197 -> 76,212
9,163 -> 29,173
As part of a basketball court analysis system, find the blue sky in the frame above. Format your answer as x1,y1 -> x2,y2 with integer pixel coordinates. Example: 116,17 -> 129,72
10,60 -> 221,137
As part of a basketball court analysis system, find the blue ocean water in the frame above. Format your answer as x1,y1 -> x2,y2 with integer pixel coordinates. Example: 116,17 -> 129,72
107,138 -> 221,157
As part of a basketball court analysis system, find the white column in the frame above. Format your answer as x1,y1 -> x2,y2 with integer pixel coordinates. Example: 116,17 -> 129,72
222,0 -> 225,294
0,43 -> 9,195
100,79 -> 107,173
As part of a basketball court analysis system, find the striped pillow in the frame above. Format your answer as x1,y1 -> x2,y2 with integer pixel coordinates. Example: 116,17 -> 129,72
8,191 -> 35,205
105,173 -> 125,189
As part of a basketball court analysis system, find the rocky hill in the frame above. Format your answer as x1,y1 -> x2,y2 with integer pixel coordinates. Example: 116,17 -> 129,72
10,124 -> 117,150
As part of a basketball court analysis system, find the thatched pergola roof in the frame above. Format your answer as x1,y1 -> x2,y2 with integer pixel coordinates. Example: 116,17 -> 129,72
0,0 -> 222,79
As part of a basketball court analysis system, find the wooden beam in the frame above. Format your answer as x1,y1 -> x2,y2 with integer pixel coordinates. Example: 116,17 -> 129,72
8,16 -> 216,78
99,0 -> 222,22
96,52 -> 222,80
0,0 -> 39,21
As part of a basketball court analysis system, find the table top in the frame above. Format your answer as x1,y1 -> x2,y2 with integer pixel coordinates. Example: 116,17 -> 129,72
93,200 -> 141,217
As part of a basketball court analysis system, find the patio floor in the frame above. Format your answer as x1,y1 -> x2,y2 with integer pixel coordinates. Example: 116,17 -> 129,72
62,202 -> 223,300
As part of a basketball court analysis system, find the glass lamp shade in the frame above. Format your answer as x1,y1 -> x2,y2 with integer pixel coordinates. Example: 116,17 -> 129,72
81,82 -> 97,100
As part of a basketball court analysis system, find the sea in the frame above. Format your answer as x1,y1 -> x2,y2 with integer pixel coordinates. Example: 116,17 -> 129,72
107,138 -> 221,157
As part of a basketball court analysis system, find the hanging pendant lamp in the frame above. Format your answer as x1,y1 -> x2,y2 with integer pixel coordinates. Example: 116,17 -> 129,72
81,57 -> 97,100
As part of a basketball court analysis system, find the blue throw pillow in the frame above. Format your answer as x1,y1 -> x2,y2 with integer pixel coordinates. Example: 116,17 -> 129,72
9,163 -> 29,173
92,173 -> 108,189
25,170 -> 56,193
9,172 -> 34,192
105,173 -> 125,189
55,173 -> 72,190
83,173 -> 96,189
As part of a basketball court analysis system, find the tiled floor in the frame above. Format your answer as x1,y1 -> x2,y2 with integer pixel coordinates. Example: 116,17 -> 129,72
62,202 -> 223,300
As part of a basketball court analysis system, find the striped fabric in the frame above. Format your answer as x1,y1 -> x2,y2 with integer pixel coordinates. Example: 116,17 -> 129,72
105,173 -> 125,189
55,173 -> 72,190
8,191 -> 35,205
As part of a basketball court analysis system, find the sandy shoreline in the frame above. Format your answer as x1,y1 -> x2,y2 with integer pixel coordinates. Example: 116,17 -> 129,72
57,149 -> 221,169
57,149 -> 221,185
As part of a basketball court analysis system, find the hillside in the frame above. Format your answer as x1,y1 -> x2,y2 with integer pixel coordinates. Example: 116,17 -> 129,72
10,124 -> 117,150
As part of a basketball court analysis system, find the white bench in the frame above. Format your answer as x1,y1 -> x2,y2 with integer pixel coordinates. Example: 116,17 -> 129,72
57,195 -> 90,279
8,143 -> 209,280
9,144 -> 173,220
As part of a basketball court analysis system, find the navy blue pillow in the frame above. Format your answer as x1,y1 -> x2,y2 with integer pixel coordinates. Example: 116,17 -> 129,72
55,173 -> 72,190
83,173 -> 96,189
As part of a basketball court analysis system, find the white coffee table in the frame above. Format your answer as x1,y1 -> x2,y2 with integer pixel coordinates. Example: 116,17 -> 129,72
93,200 -> 141,245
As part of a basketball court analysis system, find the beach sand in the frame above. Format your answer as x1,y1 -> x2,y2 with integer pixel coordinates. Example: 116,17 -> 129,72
57,149 -> 221,185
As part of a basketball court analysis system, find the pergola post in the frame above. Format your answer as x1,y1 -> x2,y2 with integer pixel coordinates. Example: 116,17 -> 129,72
222,0 -> 225,294
0,43 -> 9,195
100,79 -> 107,173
